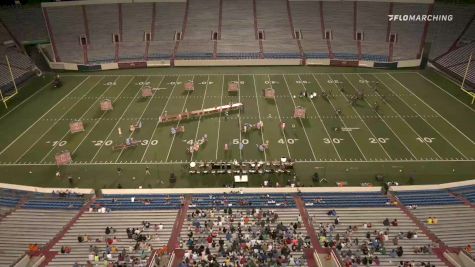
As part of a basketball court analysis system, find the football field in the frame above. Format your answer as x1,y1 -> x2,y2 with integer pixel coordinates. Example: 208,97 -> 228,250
0,67 -> 474,188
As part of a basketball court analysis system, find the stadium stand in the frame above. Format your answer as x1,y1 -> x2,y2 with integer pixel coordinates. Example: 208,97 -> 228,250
0,189 -> 91,266
0,7 -> 48,43
178,193 -> 309,266
433,42 -> 475,89
356,2 -> 390,62
176,0 -> 219,57
255,0 -> 299,56
150,2 -> 186,60
218,0 -> 260,56
323,2 -> 358,60
427,4 -> 475,59
1,181 -> 475,266
85,4 -> 119,63
288,1 -> 328,59
391,3 -> 429,61
394,187 -> 475,258
0,21 -> 34,92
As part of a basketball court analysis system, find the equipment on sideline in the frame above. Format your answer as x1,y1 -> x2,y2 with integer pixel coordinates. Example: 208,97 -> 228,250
55,150 -> 72,166
112,138 -> 140,151
228,82 -> 239,93
184,81 -> 194,92
293,106 -> 306,119
69,121 -> 85,133
100,99 -> 113,111
264,88 -> 275,99
159,103 -> 243,123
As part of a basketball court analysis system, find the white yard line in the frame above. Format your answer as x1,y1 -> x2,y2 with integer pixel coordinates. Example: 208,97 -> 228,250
90,77 -> 150,162
237,74 -> 243,160
40,76 -> 117,163
382,74 -> 469,159
372,75 -> 443,159
267,74 -> 291,158
281,75 -> 317,161
416,72 -> 475,113
114,76 -> 165,162
165,76 -> 195,162
215,75 -> 225,160
3,158 -> 475,166
349,74 -> 418,160
14,77 -> 100,163
297,74 -> 341,161
0,81 -> 53,122
60,71 -> 420,77
71,77 -> 135,155
389,73 -> 475,145
311,74 -> 368,161
251,75 -> 267,161
139,76 -> 180,162
0,76 -> 90,157
190,75 -> 210,162
329,74 -> 392,160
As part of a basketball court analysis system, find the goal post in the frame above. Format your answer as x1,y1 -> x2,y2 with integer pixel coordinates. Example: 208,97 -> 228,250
1,55 -> 19,109
460,52 -> 474,105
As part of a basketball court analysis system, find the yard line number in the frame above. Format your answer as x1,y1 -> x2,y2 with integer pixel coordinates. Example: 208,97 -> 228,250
369,137 -> 389,144
323,138 -> 344,144
278,138 -> 299,144
46,141 -> 67,147
91,140 -> 158,146
416,137 -> 435,143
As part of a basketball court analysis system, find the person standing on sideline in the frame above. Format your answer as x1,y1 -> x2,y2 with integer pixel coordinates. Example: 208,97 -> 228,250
145,167 -> 151,175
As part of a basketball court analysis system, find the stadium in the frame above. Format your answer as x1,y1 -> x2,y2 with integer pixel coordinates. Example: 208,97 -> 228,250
0,0 -> 474,266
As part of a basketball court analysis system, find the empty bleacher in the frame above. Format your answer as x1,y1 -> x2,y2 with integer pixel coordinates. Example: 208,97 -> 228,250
150,2 -> 186,59
289,1 -> 328,57
391,3 -> 429,60
357,2 -> 390,61
218,0 -> 260,55
85,4 -> 119,63
395,187 -> 475,257
323,2 -> 357,59
177,0 -> 219,56
0,7 -> 48,43
256,0 -> 298,54
46,5 -> 85,63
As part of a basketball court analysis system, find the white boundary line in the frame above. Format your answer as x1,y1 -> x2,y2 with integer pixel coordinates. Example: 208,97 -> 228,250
311,73 -> 368,161
2,158 -> 475,166
0,81 -> 53,122
14,78 -> 99,163
190,75 -> 210,162
90,77 -> 149,162
59,71 -> 421,77
251,74 -> 268,161
114,76 -> 166,162
237,74 -> 243,160
266,74 -> 291,158
416,72 -> 475,113
165,76 -> 194,162
215,75 -> 224,160
350,74 -> 418,160
140,76 -> 180,162
382,74 -> 469,159
329,74 -> 392,160
297,74 -> 341,161
0,76 -> 90,157
39,76 -> 114,163
389,73 -> 475,145
371,75 -> 443,159
71,77 -> 135,155
281,75 -> 317,161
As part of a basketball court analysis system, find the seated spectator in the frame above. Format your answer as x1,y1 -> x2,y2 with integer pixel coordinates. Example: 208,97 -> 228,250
432,217 -> 438,224
391,219 -> 399,226
383,218 -> 390,226
427,217 -> 433,224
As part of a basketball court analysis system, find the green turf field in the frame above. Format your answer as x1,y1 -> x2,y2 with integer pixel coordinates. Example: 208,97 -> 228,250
0,66 -> 473,189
